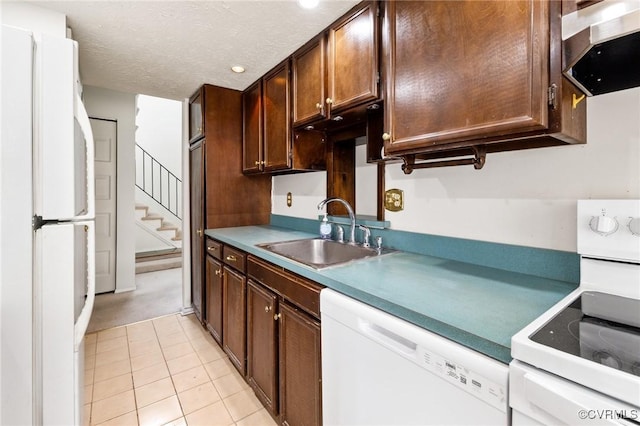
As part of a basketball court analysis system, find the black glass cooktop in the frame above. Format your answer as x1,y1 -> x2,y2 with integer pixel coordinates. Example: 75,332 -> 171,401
529,292 -> 640,377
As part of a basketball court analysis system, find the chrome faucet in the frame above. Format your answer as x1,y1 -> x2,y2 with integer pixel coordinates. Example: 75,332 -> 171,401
317,197 -> 356,245
358,225 -> 371,248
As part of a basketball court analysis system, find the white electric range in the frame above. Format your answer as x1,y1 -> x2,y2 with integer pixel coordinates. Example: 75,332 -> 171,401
510,200 -> 640,425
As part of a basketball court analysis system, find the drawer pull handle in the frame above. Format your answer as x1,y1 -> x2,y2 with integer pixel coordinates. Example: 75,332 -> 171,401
207,246 -> 217,252
226,255 -> 237,262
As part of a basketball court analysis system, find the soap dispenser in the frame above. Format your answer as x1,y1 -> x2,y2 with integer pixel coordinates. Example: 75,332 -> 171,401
319,213 -> 332,240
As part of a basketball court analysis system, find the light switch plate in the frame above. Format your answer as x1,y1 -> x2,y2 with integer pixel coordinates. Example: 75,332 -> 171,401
384,188 -> 404,212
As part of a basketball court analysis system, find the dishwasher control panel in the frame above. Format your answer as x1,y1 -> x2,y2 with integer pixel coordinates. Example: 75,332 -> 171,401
418,346 -> 507,412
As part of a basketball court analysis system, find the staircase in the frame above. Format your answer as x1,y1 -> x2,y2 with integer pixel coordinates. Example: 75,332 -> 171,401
135,203 -> 183,273
135,248 -> 182,274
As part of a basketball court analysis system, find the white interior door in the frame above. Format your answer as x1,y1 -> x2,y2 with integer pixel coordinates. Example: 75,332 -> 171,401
91,118 -> 117,294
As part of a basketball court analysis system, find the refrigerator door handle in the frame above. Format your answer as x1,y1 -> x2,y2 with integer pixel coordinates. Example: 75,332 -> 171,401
73,94 -> 95,221
74,220 -> 95,350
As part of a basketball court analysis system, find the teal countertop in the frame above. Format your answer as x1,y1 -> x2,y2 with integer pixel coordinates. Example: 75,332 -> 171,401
205,225 -> 577,364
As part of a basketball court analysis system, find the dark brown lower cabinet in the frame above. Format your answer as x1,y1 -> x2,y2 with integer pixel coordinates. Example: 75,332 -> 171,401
205,254 -> 223,344
223,266 -> 247,375
247,281 -> 278,414
279,302 -> 322,426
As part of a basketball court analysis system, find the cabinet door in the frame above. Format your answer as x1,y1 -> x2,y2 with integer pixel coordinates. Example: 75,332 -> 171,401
292,36 -> 326,126
189,89 -> 204,143
263,62 -> 291,172
279,302 -> 322,426
247,281 -> 278,415
222,266 -> 247,375
384,0 -> 549,155
242,81 -> 263,173
328,1 -> 379,113
205,255 -> 223,344
189,142 -> 204,323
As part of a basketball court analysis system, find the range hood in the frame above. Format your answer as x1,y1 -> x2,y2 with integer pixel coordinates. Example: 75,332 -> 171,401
563,8 -> 640,96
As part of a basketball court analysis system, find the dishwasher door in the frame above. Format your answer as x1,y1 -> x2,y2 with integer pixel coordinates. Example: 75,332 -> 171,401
320,289 -> 509,426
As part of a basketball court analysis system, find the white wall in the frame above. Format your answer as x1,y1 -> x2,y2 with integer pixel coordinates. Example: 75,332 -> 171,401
1,2 -> 66,37
134,95 -> 183,253
83,86 -> 137,292
273,87 -> 640,252
136,95 -> 183,177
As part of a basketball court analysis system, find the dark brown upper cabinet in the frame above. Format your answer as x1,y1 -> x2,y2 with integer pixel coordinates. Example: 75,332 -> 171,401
243,60 -> 326,175
263,62 -> 292,172
188,89 -> 204,143
382,0 -> 586,169
292,1 -> 380,129
242,80 -> 263,173
327,1 -> 380,115
292,36 -> 327,127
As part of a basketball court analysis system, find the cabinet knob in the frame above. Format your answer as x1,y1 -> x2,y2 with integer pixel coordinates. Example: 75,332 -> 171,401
215,269 -> 222,276
264,306 -> 272,313
274,313 -> 281,321
382,132 -> 391,141
315,102 -> 323,110
325,97 -> 333,105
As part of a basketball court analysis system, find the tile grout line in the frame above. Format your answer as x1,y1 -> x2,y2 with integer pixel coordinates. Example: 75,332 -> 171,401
86,314 -> 274,426
155,316 -> 187,425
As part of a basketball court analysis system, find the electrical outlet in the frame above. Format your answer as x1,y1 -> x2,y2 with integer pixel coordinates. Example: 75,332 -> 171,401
384,188 -> 404,212
286,192 -> 292,207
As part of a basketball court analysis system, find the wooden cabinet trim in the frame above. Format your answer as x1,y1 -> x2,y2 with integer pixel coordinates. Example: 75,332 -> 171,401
188,88 -> 204,143
279,301 -> 322,426
247,280 -> 279,415
383,0 -> 569,157
263,60 -> 292,172
206,238 -> 222,260
242,80 -> 263,173
327,1 -> 380,113
292,35 -> 327,126
205,255 -> 223,344
222,266 -> 247,375
247,255 -> 323,319
223,245 -> 246,274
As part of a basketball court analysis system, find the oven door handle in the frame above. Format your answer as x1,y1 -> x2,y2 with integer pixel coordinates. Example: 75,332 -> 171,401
524,373 -> 629,425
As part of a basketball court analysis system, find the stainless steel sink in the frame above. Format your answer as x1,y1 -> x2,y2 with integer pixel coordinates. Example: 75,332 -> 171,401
257,238 -> 394,269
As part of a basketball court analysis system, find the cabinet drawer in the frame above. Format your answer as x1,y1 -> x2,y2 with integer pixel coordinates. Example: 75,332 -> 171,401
223,245 -> 246,273
206,239 -> 222,260
247,256 -> 323,319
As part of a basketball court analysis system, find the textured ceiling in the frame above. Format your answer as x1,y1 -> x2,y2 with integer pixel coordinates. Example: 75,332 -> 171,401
28,0 -> 360,100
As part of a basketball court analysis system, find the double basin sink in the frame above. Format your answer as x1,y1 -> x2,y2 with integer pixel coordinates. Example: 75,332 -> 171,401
257,238 -> 395,269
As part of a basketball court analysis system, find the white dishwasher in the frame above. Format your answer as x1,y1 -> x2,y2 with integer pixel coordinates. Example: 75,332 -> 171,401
321,289 -> 509,425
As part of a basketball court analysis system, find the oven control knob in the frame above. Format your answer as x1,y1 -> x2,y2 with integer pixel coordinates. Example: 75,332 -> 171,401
629,218 -> 640,236
589,215 -> 619,236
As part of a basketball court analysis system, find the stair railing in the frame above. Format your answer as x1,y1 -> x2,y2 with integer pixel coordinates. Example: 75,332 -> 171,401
135,144 -> 182,220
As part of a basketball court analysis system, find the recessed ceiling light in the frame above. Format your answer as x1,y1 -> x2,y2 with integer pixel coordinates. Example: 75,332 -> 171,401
231,65 -> 245,73
298,0 -> 319,9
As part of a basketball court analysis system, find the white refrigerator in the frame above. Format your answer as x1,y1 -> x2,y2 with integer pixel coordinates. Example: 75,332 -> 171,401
1,25 -> 96,426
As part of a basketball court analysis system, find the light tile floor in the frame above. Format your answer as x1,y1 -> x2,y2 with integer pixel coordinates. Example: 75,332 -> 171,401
84,313 -> 278,426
